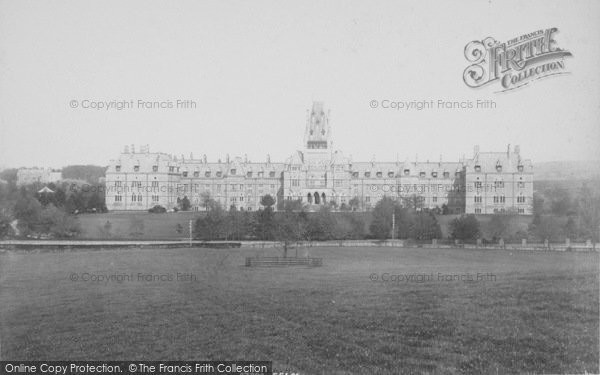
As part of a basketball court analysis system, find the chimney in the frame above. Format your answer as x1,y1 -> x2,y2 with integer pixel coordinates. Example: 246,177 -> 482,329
226,154 -> 230,163
244,154 -> 248,163
474,145 -> 480,157
203,154 -> 207,163
266,154 -> 271,164
514,145 -> 520,155
507,144 -> 511,158
131,144 -> 135,154
124,145 -> 129,154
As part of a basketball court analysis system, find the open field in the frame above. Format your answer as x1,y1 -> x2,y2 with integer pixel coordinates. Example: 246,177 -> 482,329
0,246 -> 598,374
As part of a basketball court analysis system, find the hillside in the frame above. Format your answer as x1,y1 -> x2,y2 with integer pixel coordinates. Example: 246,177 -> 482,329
533,161 -> 600,181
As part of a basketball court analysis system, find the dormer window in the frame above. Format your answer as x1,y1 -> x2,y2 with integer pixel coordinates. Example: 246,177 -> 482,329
247,171 -> 253,178
376,172 -> 382,178
115,165 -> 121,172
216,171 -> 222,177
431,172 -> 438,178
404,169 -> 410,176
419,172 -> 426,178
475,165 -> 481,172
496,165 -> 502,172
134,166 -> 140,172
193,171 -> 199,177
364,172 -> 371,178
169,166 -> 174,173
388,172 -> 394,178
182,171 -> 188,177
443,172 -> 450,178
455,171 -> 461,178
205,171 -> 211,177
518,165 -> 524,173
230,169 -> 236,175
152,165 -> 158,172
258,171 -> 264,178
352,172 -> 359,178
269,171 -> 275,178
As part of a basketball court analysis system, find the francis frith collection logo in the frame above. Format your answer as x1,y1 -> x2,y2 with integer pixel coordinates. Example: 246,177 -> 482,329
463,28 -> 572,92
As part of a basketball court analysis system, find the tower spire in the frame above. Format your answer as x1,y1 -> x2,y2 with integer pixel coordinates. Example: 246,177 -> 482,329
304,101 -> 330,150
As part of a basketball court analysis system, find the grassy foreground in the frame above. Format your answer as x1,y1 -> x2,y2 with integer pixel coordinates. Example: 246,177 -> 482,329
0,246 -> 598,374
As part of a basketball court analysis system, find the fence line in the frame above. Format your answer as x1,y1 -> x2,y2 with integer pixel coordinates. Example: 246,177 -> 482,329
0,239 -> 597,252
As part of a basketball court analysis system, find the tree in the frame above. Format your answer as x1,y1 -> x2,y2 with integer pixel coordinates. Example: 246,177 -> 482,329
528,215 -> 563,242
38,204 -> 80,238
195,204 -> 226,240
61,165 -> 106,184
283,199 -> 304,212
179,196 -> 191,211
13,192 -> 42,235
409,212 -> 442,240
369,196 -> 401,239
306,206 -> 336,241
486,213 -> 516,241
441,203 -> 450,215
450,214 -> 480,241
254,195 -> 277,240
200,191 -> 218,211
402,194 -> 425,211
260,194 -> 276,208
333,213 -> 367,240
577,183 -> 600,244
348,196 -> 360,211
274,211 -> 307,257
0,204 -> 13,238
564,216 -> 577,240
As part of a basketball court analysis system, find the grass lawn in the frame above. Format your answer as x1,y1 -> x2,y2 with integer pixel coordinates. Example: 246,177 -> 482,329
0,246 -> 598,374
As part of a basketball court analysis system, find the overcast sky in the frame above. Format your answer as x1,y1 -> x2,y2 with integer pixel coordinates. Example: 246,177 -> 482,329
0,0 -> 598,169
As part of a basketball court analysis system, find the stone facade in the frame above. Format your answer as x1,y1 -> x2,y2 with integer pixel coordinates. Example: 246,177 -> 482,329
16,168 -> 62,186
104,102 -> 533,214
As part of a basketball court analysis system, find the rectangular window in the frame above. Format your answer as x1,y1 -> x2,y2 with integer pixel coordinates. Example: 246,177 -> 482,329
152,181 -> 159,188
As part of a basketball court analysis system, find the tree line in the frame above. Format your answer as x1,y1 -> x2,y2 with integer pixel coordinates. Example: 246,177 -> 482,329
0,168 -> 106,238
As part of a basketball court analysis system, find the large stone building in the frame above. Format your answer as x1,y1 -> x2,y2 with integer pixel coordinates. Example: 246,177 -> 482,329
16,168 -> 62,186
105,102 -> 533,214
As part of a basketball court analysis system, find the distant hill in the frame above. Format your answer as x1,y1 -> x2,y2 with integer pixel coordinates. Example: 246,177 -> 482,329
533,161 -> 600,181
61,165 -> 107,184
